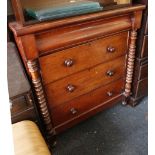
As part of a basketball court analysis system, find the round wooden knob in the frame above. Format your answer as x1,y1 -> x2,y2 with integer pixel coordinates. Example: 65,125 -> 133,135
106,70 -> 115,76
107,46 -> 115,53
70,108 -> 77,115
64,59 -> 74,67
66,84 -> 76,92
107,91 -> 113,97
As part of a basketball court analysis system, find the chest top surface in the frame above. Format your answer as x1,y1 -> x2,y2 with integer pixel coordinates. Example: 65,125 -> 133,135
9,5 -> 145,36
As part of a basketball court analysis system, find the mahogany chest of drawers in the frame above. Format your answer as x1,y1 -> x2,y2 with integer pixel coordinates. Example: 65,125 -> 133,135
9,5 -> 145,145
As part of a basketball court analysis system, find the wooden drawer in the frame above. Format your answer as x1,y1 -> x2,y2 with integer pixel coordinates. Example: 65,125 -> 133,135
39,32 -> 128,84
51,78 -> 124,127
138,63 -> 148,80
45,56 -> 125,107
36,15 -> 131,54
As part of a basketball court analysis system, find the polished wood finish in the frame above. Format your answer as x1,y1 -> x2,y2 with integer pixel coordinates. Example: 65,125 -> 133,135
39,32 -> 128,84
45,56 -> 125,107
11,0 -> 25,25
55,95 -> 123,133
123,30 -> 137,105
9,5 -> 145,139
9,5 -> 145,37
35,15 -> 130,55
51,78 -> 124,127
27,60 -> 55,136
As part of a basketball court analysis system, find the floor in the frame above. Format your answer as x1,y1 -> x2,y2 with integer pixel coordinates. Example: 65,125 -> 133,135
53,97 -> 148,155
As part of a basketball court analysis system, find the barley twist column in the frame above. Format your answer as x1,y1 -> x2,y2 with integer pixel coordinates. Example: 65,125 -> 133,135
122,30 -> 137,105
27,60 -> 55,135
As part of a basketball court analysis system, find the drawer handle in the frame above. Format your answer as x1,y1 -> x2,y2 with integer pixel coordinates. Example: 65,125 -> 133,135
66,84 -> 76,92
106,70 -> 115,77
70,108 -> 78,115
107,91 -> 113,97
64,59 -> 74,67
107,46 -> 115,53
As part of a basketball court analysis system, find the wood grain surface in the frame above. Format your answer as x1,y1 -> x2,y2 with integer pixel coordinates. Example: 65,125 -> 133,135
39,31 -> 128,84
45,56 -> 125,107
51,78 -> 124,127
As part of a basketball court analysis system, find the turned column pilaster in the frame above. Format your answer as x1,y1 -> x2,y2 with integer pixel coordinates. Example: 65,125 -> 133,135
122,30 -> 137,105
27,60 -> 55,136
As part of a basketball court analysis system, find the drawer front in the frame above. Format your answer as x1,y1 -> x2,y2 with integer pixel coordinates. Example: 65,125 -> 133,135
45,56 -> 125,107
51,78 -> 124,127
39,32 -> 128,84
141,35 -> 148,58
36,15 -> 131,54
138,63 -> 148,80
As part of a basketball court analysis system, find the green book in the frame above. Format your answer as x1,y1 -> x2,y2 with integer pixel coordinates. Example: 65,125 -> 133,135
25,1 -> 103,21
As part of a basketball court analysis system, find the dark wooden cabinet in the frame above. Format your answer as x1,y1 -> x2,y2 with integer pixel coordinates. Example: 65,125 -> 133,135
7,42 -> 39,124
129,0 -> 148,106
10,92 -> 37,123
9,4 -> 145,146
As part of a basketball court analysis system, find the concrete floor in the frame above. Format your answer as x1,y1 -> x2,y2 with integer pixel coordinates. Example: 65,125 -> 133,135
53,97 -> 148,155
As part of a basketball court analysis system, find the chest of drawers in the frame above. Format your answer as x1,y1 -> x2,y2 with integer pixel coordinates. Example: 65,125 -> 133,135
9,5 -> 145,145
